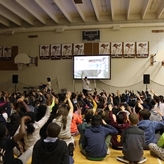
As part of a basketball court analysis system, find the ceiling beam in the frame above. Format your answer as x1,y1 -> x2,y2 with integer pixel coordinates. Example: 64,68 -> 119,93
127,0 -> 131,20
0,5 -> 22,26
110,0 -> 114,20
72,0 -> 86,22
91,0 -> 100,21
157,3 -> 164,18
53,0 -> 72,22
142,0 -> 151,19
1,20 -> 164,34
35,0 -> 59,24
16,0 -> 46,25
0,0 -> 34,25
0,15 -> 10,27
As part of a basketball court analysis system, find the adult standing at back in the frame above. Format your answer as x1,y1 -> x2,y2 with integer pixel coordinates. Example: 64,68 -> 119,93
81,71 -> 91,96
42,77 -> 51,93
45,77 -> 51,93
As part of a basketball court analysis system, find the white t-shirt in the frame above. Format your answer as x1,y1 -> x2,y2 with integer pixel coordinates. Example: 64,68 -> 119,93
15,106 -> 51,150
46,81 -> 51,90
52,112 -> 74,145
82,79 -> 91,90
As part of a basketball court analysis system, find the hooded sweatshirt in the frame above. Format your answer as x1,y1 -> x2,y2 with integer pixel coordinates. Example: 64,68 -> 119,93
138,119 -> 164,145
84,124 -> 118,158
31,138 -> 69,164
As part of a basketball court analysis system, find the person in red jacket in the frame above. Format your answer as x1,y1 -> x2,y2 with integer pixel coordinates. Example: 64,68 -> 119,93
71,103 -> 82,136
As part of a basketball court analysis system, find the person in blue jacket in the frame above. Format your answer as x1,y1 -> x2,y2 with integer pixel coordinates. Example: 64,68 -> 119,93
82,114 -> 118,160
138,109 -> 164,149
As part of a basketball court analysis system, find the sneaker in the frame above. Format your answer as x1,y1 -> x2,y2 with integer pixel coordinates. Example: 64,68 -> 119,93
149,143 -> 164,160
150,150 -> 158,158
68,143 -> 74,157
138,157 -> 147,164
116,156 -> 129,164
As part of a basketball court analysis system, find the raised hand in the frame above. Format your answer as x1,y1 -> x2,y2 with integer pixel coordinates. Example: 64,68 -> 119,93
46,94 -> 52,106
66,91 -> 72,99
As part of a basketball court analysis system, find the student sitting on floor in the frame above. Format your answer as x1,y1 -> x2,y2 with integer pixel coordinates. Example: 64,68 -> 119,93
71,102 -> 82,136
0,116 -> 30,164
138,109 -> 164,150
78,109 -> 93,151
52,91 -> 74,146
108,103 -> 130,150
149,143 -> 164,160
14,94 -> 52,164
81,114 -> 118,160
31,122 -> 73,164
117,113 -> 147,164
149,129 -> 164,161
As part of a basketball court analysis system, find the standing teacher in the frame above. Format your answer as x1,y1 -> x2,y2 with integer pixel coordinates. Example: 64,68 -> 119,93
81,71 -> 92,95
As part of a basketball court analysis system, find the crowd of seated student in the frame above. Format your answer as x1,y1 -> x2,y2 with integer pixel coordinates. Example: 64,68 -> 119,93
1,88 -> 164,163
73,89 -> 164,163
69,89 -> 164,162
0,90 -> 74,164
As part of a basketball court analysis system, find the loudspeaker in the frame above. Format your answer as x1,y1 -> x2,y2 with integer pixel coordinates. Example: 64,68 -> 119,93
12,75 -> 18,84
143,74 -> 150,84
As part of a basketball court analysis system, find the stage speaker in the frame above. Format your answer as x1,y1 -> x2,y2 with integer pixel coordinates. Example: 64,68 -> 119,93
12,75 -> 18,84
143,74 -> 150,84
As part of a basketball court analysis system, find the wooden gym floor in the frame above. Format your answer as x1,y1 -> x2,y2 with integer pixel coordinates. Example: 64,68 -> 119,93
73,136 -> 164,164
27,135 -> 164,164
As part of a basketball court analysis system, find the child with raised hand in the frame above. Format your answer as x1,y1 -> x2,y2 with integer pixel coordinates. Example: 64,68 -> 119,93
117,113 -> 147,164
108,103 -> 130,150
14,93 -> 52,164
0,115 -> 31,164
71,102 -> 82,136
82,114 -> 118,160
52,91 -> 74,146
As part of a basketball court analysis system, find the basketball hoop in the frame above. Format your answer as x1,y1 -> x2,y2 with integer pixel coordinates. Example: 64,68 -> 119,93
17,63 -> 23,70
14,53 -> 30,70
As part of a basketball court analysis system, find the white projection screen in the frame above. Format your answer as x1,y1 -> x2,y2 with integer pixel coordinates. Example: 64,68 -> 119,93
73,55 -> 111,80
